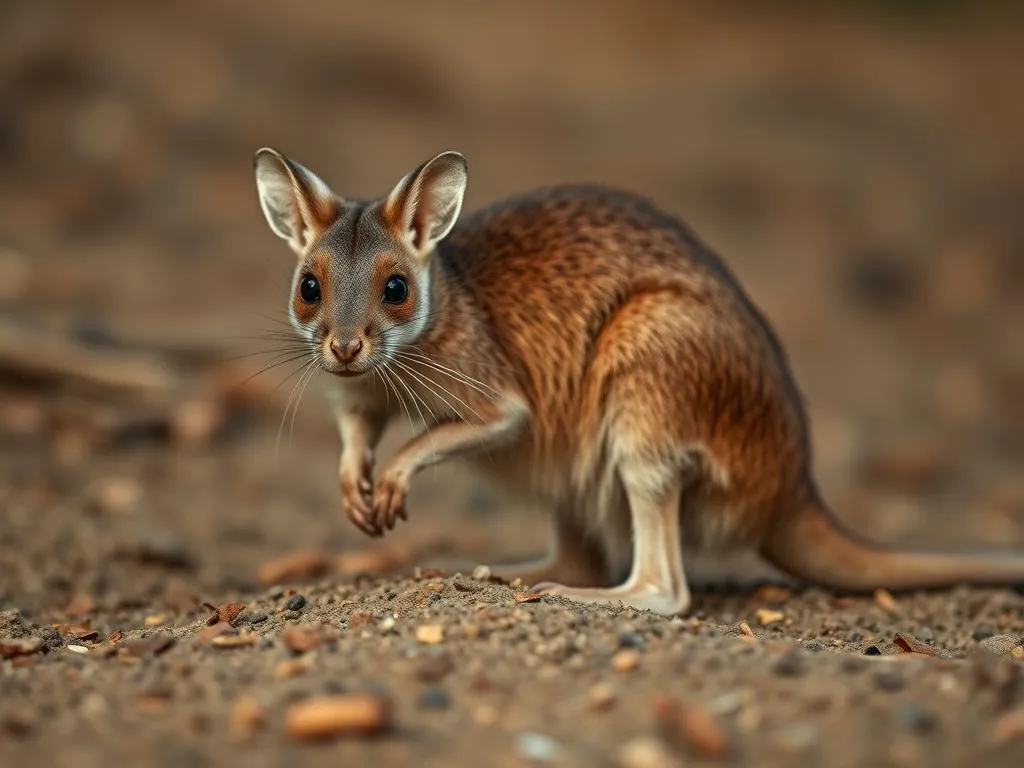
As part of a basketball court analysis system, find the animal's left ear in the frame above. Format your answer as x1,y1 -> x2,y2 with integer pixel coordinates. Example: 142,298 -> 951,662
381,151 -> 468,257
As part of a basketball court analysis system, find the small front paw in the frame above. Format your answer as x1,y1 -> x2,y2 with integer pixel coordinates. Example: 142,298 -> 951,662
340,450 -> 378,537
372,473 -> 409,532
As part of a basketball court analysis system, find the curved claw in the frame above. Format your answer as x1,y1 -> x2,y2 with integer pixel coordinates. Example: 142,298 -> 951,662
372,476 -> 408,532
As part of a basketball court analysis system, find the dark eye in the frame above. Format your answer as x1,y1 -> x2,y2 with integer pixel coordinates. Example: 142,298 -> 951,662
299,274 -> 320,304
382,275 -> 409,305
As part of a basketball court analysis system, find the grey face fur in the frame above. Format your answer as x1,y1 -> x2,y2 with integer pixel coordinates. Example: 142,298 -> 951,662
253,148 -> 468,377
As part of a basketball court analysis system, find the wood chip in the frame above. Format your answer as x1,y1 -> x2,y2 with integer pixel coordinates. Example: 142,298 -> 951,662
346,612 -> 374,630
118,633 -> 176,658
135,693 -> 170,715
0,637 -> 44,659
514,591 -> 543,603
873,589 -> 899,614
738,622 -> 755,639
257,550 -> 333,586
335,548 -> 401,576
893,632 -> 936,656
587,683 -> 617,712
63,593 -> 96,617
229,697 -> 266,743
194,621 -> 234,644
994,709 -> 1024,743
751,585 -> 792,605
210,629 -> 258,648
611,649 -> 641,672
652,694 -> 730,760
284,693 -> 393,741
755,609 -> 784,627
203,601 -> 246,626
66,644 -> 89,654
416,624 -> 445,645
275,658 -> 313,680
107,630 -> 122,644
171,397 -> 224,447
281,623 -> 338,654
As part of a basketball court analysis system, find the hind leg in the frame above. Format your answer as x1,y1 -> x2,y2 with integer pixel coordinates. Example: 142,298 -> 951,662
535,463 -> 691,616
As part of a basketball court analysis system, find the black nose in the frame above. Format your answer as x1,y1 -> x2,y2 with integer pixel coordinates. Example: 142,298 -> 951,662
330,337 -> 363,364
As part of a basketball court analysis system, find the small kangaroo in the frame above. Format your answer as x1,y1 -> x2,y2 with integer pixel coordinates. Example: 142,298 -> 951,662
253,147 -> 1024,615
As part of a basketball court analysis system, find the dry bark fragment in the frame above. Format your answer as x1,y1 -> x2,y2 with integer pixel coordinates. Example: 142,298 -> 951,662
893,632 -> 936,656
652,694 -> 730,760
203,601 -> 246,626
257,550 -> 333,585
514,591 -> 543,603
210,629 -> 258,648
282,624 -> 338,654
0,637 -> 43,659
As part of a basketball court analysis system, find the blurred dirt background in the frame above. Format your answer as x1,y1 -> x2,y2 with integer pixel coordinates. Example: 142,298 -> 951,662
2,0 -> 1024,765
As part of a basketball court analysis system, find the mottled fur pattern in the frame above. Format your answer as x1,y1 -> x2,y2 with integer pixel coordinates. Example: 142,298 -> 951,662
254,148 -> 1024,616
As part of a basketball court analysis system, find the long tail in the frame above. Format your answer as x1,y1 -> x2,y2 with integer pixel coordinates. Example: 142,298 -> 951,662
759,499 -> 1024,592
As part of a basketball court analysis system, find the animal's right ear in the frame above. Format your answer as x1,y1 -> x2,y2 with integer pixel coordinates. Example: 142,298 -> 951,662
254,148 -> 341,255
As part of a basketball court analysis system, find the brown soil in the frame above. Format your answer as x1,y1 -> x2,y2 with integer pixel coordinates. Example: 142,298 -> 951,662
2,1 -> 1024,766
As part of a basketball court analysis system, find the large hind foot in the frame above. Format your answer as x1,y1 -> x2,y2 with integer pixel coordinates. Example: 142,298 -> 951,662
533,581 -> 689,616
487,556 -> 607,589
485,514 -> 611,588
534,455 -> 693,617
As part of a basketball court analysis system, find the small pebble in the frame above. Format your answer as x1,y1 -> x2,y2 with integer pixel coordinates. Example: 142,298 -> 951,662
587,683 -> 616,711
618,632 -> 645,650
415,653 -> 455,682
841,656 -> 867,674
416,624 -> 445,645
898,702 -> 938,735
774,722 -> 819,753
772,650 -> 806,677
243,611 -> 269,625
972,626 -> 995,642
755,608 -> 784,627
516,732 -> 560,763
864,646 -> 882,656
471,565 -> 492,580
611,649 -> 641,672
267,585 -> 285,600
379,616 -> 397,633
614,735 -> 675,768
874,668 -> 906,692
285,595 -> 306,611
418,686 -> 451,710
916,627 -> 934,643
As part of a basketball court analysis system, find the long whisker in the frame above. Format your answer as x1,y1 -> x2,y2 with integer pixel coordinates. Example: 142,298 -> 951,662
288,355 -> 322,450
377,362 -> 415,437
389,357 -> 483,425
231,350 -> 315,391
384,360 -> 443,480
392,344 -> 515,372
275,358 -> 319,462
392,351 -> 503,400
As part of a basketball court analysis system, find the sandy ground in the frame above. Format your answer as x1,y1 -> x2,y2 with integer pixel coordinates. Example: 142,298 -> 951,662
2,1 -> 1024,765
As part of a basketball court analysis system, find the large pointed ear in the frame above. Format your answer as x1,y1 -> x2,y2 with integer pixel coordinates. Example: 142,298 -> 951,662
254,147 -> 341,255
380,151 -> 468,257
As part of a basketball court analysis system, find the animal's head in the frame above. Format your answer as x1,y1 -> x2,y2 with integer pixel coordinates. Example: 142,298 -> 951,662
253,148 -> 468,377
